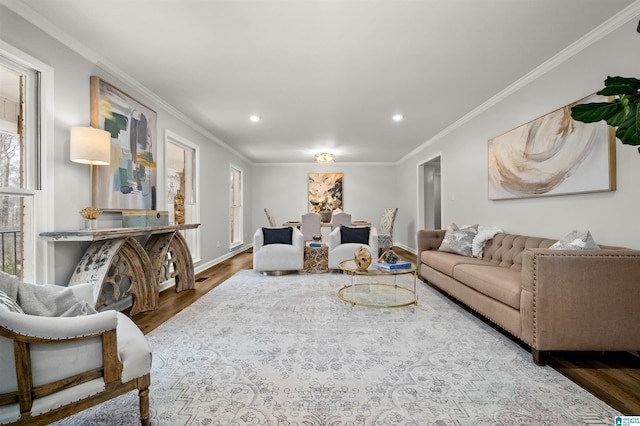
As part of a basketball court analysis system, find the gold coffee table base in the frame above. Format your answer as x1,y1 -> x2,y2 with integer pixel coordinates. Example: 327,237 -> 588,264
338,283 -> 417,308
337,259 -> 418,308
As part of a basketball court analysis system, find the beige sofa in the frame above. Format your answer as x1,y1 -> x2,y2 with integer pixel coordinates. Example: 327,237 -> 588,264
417,230 -> 640,365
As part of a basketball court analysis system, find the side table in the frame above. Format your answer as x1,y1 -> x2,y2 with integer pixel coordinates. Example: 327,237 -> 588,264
304,242 -> 328,273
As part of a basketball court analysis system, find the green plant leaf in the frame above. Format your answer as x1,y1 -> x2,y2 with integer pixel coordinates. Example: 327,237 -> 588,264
614,102 -> 640,146
570,101 -> 623,123
597,76 -> 640,96
571,76 -> 640,149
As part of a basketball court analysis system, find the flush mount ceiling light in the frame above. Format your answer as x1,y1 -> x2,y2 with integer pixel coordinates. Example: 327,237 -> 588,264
249,115 -> 261,122
392,114 -> 404,122
314,152 -> 335,163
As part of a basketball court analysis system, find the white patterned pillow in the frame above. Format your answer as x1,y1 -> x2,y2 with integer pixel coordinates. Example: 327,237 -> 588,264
472,226 -> 503,258
550,230 -> 599,250
0,289 -> 24,314
438,224 -> 478,257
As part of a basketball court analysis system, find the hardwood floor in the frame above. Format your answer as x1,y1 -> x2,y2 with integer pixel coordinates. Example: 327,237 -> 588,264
128,247 -> 640,416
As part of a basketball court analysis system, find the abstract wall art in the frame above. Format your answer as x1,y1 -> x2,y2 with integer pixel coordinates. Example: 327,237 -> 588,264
488,94 -> 616,200
308,172 -> 343,212
90,76 -> 157,210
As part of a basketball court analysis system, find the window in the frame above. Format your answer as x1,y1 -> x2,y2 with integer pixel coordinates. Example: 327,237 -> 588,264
165,130 -> 200,262
0,54 -> 41,281
229,165 -> 243,247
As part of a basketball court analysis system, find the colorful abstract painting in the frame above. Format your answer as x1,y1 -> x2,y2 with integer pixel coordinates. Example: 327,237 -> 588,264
308,172 -> 343,212
90,76 -> 157,210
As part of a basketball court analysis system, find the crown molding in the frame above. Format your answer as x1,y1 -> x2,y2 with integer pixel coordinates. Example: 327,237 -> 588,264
252,161 -> 396,167
1,0 -> 252,164
397,0 -> 640,165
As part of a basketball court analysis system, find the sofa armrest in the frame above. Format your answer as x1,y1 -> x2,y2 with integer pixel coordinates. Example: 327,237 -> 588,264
520,248 -> 640,351
368,227 -> 379,256
253,228 -> 265,250
328,227 -> 341,250
0,309 -> 118,340
292,227 -> 304,249
416,229 -> 447,278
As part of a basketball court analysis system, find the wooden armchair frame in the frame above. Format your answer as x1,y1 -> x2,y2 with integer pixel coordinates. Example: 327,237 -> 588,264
0,320 -> 150,425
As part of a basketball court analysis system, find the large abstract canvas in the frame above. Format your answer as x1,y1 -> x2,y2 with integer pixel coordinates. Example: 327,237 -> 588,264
488,94 -> 616,200
308,172 -> 343,212
90,76 -> 157,210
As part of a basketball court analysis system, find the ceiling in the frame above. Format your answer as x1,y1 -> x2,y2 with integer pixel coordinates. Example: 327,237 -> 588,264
8,0 -> 638,164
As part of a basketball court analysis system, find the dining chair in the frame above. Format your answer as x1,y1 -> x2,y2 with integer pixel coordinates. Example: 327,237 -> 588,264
331,212 -> 351,230
377,207 -> 398,255
264,208 -> 277,227
300,212 -> 321,241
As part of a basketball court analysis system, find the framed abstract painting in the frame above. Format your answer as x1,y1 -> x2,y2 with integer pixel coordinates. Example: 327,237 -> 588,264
308,172 -> 343,212
90,76 -> 157,210
488,93 -> 616,200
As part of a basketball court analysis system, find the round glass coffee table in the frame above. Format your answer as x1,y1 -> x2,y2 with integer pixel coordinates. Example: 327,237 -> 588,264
337,259 -> 418,308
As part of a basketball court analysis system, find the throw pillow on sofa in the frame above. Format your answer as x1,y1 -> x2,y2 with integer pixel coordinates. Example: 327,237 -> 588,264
472,225 -> 503,258
438,224 -> 478,257
550,229 -> 599,250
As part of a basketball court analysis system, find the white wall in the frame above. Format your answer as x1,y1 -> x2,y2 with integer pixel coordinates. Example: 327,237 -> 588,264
252,163 -> 396,232
396,17 -> 640,250
0,4 -> 253,283
2,3 -> 639,284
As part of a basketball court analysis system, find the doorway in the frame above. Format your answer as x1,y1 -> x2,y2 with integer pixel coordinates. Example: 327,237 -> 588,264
418,155 -> 441,230
165,130 -> 200,262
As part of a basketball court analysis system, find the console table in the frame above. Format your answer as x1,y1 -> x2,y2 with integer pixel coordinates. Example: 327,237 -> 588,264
40,224 -> 199,315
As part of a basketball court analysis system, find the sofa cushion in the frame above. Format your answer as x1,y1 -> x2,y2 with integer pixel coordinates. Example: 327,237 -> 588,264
341,226 -> 370,244
452,264 -> 522,310
262,227 -> 293,245
482,233 -> 556,270
421,250 -> 489,277
438,224 -> 478,256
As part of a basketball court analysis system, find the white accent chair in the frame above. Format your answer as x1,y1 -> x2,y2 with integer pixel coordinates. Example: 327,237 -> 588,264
328,226 -> 379,269
253,227 -> 304,275
264,208 -> 277,227
331,212 -> 351,230
0,283 -> 152,425
300,212 -> 321,241
377,207 -> 398,255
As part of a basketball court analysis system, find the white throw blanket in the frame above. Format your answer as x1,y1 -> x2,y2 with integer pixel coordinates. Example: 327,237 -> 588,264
0,271 -> 96,317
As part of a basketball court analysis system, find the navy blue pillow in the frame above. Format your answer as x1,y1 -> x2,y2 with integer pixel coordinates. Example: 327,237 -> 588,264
262,227 -> 293,245
340,226 -> 370,244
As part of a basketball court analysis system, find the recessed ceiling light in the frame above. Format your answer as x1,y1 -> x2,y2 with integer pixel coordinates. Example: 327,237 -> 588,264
392,114 -> 404,122
249,115 -> 261,122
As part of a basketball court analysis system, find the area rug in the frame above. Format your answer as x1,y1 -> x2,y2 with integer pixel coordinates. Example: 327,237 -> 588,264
55,270 -> 619,425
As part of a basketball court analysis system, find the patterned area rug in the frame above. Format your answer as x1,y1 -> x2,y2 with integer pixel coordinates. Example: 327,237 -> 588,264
55,270 -> 619,425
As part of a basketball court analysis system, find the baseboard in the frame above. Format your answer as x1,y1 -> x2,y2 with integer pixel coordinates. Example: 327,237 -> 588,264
193,243 -> 253,276
394,242 -> 417,255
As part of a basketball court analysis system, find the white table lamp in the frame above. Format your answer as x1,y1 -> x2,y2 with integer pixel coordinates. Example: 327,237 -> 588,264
70,126 -> 111,223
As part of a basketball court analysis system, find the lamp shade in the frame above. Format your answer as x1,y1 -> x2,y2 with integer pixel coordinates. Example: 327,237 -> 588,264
70,127 -> 111,165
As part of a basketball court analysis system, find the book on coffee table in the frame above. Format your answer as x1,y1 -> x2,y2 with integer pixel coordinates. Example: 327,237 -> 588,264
374,261 -> 412,270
